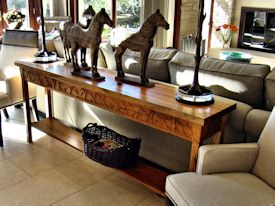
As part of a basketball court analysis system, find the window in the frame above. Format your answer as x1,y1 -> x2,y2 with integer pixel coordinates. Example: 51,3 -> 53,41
78,0 -> 112,38
116,0 -> 142,30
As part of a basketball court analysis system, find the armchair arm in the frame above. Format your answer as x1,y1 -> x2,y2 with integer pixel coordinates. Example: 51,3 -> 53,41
196,143 -> 259,175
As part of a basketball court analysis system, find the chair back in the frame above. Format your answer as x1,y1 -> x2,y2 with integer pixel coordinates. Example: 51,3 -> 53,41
0,29 -> 38,79
253,107 -> 275,188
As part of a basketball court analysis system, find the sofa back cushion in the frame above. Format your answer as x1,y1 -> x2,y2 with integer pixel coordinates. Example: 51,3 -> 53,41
264,69 -> 275,111
169,52 -> 270,108
253,107 -> 275,189
121,48 -> 177,83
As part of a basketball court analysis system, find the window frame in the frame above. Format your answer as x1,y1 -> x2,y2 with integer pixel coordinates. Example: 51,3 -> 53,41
0,0 -> 7,33
70,0 -> 181,48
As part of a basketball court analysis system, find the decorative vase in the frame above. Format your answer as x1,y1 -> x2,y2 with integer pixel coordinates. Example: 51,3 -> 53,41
4,18 -> 23,29
7,21 -> 23,29
222,36 -> 232,48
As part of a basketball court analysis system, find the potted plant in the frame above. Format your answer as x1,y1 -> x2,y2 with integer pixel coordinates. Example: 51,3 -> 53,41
3,9 -> 25,29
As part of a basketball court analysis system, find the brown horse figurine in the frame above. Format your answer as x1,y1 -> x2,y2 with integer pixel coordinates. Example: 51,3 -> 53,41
70,8 -> 113,78
60,5 -> 95,66
115,9 -> 169,86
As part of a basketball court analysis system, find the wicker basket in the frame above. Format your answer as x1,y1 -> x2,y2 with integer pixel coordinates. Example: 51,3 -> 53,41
82,123 -> 141,168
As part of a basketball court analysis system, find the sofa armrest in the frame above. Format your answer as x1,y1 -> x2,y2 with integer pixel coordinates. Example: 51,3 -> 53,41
196,143 -> 259,175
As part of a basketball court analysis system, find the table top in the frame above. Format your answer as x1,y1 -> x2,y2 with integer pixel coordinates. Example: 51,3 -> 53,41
16,60 -> 236,126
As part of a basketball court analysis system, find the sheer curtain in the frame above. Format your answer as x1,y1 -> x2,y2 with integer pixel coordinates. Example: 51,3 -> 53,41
143,0 -> 175,48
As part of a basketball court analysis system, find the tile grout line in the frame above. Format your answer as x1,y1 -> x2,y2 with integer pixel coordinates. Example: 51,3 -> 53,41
0,160 -> 32,192
49,171 -> 119,206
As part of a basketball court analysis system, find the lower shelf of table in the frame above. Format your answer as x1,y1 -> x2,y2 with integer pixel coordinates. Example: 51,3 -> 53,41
32,118 -> 169,197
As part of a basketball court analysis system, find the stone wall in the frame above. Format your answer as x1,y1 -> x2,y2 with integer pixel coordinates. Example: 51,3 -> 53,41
180,0 -> 199,38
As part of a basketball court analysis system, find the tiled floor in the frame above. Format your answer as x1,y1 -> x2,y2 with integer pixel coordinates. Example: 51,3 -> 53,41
0,107 -> 165,206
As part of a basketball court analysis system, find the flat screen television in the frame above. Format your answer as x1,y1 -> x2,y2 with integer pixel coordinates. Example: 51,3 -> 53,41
238,7 -> 275,53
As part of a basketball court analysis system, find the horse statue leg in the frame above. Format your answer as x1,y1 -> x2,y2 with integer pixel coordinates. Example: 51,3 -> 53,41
61,31 -> 70,63
115,45 -> 126,77
64,43 -> 71,62
90,45 -> 100,77
140,49 -> 150,85
81,48 -> 88,67
71,42 -> 80,72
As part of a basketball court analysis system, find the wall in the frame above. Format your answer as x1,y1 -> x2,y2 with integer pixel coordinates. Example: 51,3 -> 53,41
232,0 -> 275,47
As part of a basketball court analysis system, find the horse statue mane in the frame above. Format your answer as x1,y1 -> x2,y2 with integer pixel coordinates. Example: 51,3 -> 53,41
60,5 -> 95,65
70,8 -> 113,79
115,9 -> 169,87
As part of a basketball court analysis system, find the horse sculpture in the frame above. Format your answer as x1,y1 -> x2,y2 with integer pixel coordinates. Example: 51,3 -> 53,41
115,9 -> 169,87
70,8 -> 113,79
60,5 -> 95,67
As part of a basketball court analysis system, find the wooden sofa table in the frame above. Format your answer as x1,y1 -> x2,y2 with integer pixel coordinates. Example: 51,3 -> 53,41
16,60 -> 236,196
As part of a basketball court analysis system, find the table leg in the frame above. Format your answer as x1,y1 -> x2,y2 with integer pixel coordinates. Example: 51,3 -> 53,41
189,124 -> 206,171
212,115 -> 228,144
189,115 -> 228,171
45,88 -> 53,118
21,74 -> 32,143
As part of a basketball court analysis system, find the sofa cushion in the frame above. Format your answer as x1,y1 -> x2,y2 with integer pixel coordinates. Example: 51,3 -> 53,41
38,31 -> 60,52
253,108 -> 275,189
121,48 -> 177,83
265,69 -> 275,111
166,172 -> 275,206
53,36 -> 64,58
245,109 -> 271,142
99,41 -> 117,70
169,52 -> 270,108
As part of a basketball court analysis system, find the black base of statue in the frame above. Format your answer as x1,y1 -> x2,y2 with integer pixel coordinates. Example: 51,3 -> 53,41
71,70 -> 105,81
34,50 -> 57,63
176,84 -> 214,105
115,75 -> 155,88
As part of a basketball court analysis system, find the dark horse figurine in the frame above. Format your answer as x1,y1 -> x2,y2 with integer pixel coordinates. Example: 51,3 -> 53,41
70,8 -> 113,80
115,9 -> 169,87
60,5 -> 95,67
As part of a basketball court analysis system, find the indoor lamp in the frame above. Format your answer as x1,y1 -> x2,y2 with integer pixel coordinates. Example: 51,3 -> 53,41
176,0 -> 213,104
34,0 -> 57,63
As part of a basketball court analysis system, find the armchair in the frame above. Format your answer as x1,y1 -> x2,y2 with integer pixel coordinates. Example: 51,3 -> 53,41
0,29 -> 39,147
166,108 -> 275,206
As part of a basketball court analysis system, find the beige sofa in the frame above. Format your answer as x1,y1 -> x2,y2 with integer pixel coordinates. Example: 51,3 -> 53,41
36,41 -> 275,172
